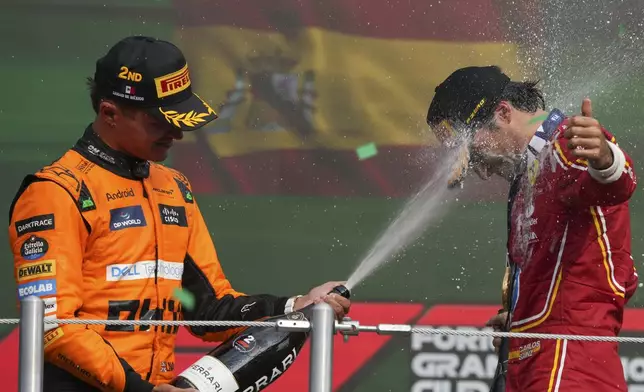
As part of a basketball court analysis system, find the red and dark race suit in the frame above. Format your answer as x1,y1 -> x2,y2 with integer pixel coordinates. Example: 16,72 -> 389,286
8,125 -> 292,392
504,109 -> 638,392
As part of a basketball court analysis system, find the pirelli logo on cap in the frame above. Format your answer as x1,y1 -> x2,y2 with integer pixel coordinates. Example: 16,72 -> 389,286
155,64 -> 191,98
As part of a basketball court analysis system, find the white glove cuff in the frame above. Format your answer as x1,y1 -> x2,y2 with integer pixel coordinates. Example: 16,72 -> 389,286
284,295 -> 302,314
588,141 -> 625,184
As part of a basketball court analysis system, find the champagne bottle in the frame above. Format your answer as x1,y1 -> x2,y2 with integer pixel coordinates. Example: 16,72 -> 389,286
170,285 -> 351,392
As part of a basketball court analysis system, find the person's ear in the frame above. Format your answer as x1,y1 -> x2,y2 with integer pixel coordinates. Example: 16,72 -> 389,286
98,100 -> 119,127
494,101 -> 512,126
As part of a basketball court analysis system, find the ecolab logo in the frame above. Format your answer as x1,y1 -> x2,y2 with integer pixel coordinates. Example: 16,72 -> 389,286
17,279 -> 57,299
106,188 -> 135,202
106,260 -> 183,281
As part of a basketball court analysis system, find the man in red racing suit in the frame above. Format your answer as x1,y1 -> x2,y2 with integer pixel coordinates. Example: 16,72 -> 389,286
426,65 -> 638,391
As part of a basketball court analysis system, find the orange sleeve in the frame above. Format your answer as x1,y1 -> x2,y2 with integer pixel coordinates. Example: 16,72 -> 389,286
9,179 -> 154,392
181,196 -> 290,342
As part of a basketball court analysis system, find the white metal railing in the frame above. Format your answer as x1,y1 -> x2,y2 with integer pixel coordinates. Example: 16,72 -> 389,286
14,296 -> 644,392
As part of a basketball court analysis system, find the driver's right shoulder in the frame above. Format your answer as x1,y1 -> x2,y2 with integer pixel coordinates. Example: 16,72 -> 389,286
8,149 -> 96,226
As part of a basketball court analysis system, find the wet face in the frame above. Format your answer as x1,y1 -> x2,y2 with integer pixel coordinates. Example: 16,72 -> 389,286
100,102 -> 183,162
469,123 -> 519,182
431,116 -> 519,185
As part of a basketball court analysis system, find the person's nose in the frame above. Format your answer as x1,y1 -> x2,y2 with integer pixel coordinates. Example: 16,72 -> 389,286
169,128 -> 184,141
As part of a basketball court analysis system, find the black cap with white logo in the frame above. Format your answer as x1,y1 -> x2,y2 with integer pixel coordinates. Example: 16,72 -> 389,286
93,35 -> 218,131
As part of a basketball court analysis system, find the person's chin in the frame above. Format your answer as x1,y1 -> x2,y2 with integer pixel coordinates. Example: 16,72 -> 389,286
149,145 -> 171,162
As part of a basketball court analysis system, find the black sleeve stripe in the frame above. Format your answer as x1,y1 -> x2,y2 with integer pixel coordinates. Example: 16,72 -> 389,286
100,337 -> 155,392
182,253 -> 289,336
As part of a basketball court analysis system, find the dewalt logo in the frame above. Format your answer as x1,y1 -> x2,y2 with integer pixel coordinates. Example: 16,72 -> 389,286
155,64 -> 191,98
17,260 -> 56,282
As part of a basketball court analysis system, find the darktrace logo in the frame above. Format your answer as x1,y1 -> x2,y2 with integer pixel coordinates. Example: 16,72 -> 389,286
15,214 -> 55,236
233,335 -> 257,353
106,188 -> 135,202
20,236 -> 49,260
109,206 -> 147,231
159,204 -> 187,227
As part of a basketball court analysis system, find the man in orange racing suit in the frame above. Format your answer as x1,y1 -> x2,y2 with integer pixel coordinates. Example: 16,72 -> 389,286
8,36 -> 350,392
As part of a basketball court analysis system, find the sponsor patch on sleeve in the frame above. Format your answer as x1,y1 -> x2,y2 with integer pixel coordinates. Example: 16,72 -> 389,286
159,204 -> 188,227
17,279 -> 57,300
44,327 -> 64,348
17,260 -> 56,282
15,214 -> 55,236
174,178 -> 194,204
44,297 -> 57,315
78,181 -> 97,212
20,235 -> 49,261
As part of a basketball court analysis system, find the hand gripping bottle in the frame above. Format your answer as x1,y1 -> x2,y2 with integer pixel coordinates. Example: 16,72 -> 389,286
170,285 -> 351,392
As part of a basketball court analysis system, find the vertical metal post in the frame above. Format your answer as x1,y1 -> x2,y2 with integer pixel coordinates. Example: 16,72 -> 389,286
309,302 -> 335,392
19,296 -> 44,392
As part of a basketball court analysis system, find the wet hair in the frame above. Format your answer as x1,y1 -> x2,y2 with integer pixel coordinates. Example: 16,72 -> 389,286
499,80 -> 546,113
86,77 -> 137,117
479,80 -> 546,130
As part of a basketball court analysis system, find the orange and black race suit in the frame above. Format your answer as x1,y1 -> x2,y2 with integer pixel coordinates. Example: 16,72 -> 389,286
8,125 -> 291,392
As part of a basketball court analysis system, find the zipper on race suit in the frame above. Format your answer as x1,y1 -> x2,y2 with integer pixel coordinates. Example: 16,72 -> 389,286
142,181 -> 161,382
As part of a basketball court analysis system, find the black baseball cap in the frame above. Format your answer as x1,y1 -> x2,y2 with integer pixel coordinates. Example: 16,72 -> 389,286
426,66 -> 510,143
93,35 -> 218,131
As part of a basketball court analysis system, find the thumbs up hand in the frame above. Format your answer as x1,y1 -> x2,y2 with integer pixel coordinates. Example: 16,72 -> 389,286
563,98 -> 613,170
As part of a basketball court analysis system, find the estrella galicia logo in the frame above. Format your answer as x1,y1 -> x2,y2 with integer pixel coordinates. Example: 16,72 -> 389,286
21,236 -> 49,260
15,214 -> 55,236
109,206 -> 147,231
233,334 -> 257,353
159,204 -> 187,227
